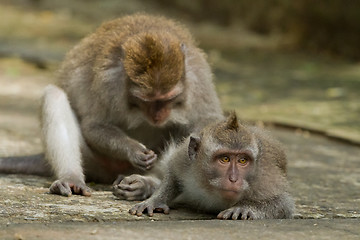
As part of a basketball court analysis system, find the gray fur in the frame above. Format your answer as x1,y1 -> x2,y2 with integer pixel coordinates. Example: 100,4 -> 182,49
129,115 -> 294,219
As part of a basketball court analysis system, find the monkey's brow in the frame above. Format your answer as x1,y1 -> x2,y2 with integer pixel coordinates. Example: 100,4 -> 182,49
212,149 -> 254,159
133,91 -> 183,102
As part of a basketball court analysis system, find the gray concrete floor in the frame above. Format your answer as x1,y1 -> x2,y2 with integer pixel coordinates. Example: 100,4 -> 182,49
1,219 -> 360,240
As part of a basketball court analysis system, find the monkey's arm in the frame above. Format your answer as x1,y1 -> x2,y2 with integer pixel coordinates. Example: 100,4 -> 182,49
217,193 -> 294,220
81,121 -> 157,171
129,172 -> 181,216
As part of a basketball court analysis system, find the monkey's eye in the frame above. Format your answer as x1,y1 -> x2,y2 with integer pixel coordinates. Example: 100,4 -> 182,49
238,157 -> 248,165
220,156 -> 230,163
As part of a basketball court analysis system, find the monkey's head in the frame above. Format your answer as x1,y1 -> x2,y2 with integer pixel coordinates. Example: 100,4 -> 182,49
188,112 -> 260,204
123,32 -> 186,126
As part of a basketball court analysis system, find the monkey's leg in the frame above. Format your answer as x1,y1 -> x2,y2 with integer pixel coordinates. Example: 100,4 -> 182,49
113,174 -> 161,201
41,84 -> 90,197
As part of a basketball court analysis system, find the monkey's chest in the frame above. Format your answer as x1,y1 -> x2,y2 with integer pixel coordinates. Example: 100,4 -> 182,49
126,125 -> 186,152
174,180 -> 230,213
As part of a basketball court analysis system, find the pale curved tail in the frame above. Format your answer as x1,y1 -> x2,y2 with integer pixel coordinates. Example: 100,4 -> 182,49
0,154 -> 52,177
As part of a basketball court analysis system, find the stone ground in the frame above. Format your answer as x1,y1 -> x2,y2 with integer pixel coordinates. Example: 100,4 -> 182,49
0,60 -> 359,239
0,1 -> 360,239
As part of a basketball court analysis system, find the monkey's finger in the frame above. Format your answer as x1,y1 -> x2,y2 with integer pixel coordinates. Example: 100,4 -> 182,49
118,181 -> 143,191
129,207 -> 136,215
159,204 -> 170,214
143,149 -> 155,155
118,175 -> 137,185
50,181 -> 72,197
231,208 -> 242,220
240,210 -> 250,220
72,185 -> 79,194
136,204 -> 148,216
80,187 -> 92,197
113,189 -> 126,199
217,209 -> 232,220
142,152 -> 156,166
129,206 -> 141,215
135,158 -> 152,168
147,207 -> 154,217
112,174 -> 125,186
144,155 -> 157,169
129,208 -> 137,215
69,183 -> 92,196
117,175 -> 143,188
119,189 -> 146,201
147,152 -> 157,159
248,211 -> 255,220
222,211 -> 233,220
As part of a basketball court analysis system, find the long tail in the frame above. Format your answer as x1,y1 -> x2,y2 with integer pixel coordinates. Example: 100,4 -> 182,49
0,154 -> 52,177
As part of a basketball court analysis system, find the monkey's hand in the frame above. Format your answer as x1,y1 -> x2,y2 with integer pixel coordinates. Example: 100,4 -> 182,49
129,198 -> 170,217
49,178 -> 91,197
128,141 -> 157,171
112,174 -> 160,201
217,206 -> 260,220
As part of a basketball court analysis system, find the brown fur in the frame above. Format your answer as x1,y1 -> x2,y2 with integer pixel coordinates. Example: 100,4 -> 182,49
123,33 -> 185,93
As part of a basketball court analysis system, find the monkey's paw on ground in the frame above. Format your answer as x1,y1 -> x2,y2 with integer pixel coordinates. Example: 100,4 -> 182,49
129,200 -> 170,217
113,174 -> 160,201
113,175 -> 149,201
49,179 -> 91,197
217,206 -> 258,220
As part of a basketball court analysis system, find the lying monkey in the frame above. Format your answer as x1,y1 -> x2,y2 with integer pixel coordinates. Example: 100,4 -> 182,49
129,112 -> 294,219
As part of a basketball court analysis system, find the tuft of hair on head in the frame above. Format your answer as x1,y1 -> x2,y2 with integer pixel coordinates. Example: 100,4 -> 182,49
122,32 -> 185,94
225,111 -> 239,131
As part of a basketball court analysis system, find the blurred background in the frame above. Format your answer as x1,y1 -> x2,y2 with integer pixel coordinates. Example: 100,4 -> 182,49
0,0 -> 359,154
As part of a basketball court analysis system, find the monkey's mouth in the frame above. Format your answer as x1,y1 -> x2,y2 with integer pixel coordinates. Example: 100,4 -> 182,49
219,188 -> 241,200
148,117 -> 167,127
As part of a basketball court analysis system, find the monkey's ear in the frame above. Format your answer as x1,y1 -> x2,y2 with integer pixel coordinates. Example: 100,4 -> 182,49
188,136 -> 201,161
225,111 -> 239,131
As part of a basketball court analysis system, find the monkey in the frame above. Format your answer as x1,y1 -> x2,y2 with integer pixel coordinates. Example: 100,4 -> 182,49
129,112 -> 294,220
0,14 -> 223,199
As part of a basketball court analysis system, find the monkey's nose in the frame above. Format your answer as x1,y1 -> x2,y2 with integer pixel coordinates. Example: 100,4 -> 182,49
229,175 -> 238,183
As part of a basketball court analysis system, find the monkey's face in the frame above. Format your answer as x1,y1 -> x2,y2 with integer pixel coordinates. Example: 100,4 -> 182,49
203,149 -> 254,202
128,84 -> 185,126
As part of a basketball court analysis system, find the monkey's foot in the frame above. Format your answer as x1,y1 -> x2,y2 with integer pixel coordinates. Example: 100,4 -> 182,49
217,206 -> 256,220
113,174 -> 159,201
49,179 -> 91,197
129,200 -> 170,217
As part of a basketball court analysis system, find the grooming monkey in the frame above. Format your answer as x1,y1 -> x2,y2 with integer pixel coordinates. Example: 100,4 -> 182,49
0,14 -> 223,198
129,113 -> 294,220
